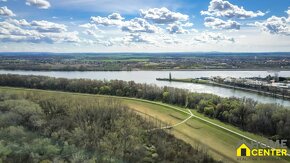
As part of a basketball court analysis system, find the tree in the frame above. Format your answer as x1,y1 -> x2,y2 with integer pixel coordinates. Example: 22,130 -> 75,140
99,86 -> 111,95
204,107 -> 214,117
162,91 -> 170,103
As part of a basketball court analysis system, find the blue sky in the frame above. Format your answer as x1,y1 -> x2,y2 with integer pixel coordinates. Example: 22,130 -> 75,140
0,0 -> 289,52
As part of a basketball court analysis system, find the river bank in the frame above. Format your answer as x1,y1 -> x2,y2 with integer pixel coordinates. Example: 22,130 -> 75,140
157,78 -> 290,101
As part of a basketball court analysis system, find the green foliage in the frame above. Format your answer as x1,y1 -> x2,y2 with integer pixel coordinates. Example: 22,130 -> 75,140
162,91 -> 170,103
0,100 -> 44,130
204,107 -> 214,117
0,90 -> 219,163
99,86 -> 112,94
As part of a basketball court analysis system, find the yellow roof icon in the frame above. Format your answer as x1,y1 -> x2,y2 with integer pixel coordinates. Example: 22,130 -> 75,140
237,143 -> 251,157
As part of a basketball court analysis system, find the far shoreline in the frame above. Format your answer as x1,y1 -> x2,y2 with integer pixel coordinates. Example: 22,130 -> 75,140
1,68 -> 290,72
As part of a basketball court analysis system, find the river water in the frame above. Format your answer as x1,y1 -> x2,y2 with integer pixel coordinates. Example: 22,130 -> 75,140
1,70 -> 290,107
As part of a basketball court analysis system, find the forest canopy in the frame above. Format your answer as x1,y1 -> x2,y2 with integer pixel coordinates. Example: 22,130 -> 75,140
0,90 -> 219,163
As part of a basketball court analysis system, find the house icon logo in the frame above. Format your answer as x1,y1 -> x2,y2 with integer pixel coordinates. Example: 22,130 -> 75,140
236,143 -> 251,157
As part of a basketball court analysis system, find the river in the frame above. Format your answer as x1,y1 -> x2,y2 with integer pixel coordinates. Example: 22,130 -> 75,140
1,70 -> 290,107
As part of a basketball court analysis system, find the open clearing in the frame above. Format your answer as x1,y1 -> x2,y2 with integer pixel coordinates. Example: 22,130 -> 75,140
0,87 -> 288,163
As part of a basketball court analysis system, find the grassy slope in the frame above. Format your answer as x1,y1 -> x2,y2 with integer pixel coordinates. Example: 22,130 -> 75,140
0,87 -> 288,163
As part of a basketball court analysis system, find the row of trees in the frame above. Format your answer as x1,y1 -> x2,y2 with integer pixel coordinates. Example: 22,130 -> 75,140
0,74 -> 289,147
0,89 -> 218,163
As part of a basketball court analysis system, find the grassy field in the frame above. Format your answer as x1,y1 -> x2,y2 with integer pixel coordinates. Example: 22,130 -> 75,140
0,86 -> 289,163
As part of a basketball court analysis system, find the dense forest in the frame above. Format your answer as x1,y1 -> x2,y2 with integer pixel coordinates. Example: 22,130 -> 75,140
0,90 -> 219,163
0,74 -> 290,147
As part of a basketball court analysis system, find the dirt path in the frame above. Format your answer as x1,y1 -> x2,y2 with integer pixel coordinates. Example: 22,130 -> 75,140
147,109 -> 193,131
124,99 -> 289,163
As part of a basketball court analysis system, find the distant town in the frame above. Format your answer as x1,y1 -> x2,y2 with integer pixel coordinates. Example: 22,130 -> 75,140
211,74 -> 290,89
0,52 -> 290,71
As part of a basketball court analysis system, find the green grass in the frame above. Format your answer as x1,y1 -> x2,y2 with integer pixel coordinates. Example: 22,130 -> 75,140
0,86 -> 288,163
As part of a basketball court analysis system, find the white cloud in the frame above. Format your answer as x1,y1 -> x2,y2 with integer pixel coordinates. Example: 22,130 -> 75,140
90,15 -> 124,26
83,29 -> 103,38
83,38 -> 114,47
0,19 -> 80,43
0,35 -> 40,43
0,6 -> 15,17
201,0 -> 265,19
0,0 -> 7,2
90,13 -> 160,34
162,35 -> 181,44
89,11 -> 192,35
140,7 -> 188,24
166,23 -> 188,34
121,18 -> 160,33
194,32 -> 235,43
204,17 -> 240,30
182,22 -> 194,27
79,23 -> 98,29
26,0 -> 51,9
0,21 -> 38,36
31,20 -> 67,32
121,33 -> 156,45
100,40 -> 114,47
44,31 -> 80,43
0,21 -> 49,43
79,23 -> 103,38
7,19 -> 30,26
287,8 -> 290,22
95,33 -> 159,47
255,16 -> 290,36
3,19 -> 68,34
108,13 -> 124,20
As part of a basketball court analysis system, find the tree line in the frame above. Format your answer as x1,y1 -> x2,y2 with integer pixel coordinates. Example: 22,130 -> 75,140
0,74 -> 289,147
0,89 -> 219,163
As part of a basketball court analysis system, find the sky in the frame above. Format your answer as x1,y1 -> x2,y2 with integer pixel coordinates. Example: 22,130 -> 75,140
0,0 -> 289,52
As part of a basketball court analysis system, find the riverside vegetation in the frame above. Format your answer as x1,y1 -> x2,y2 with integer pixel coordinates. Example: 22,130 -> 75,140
0,89 -> 219,163
0,74 -> 290,148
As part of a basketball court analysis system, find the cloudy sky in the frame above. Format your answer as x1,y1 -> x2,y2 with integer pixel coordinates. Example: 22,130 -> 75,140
0,0 -> 289,52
